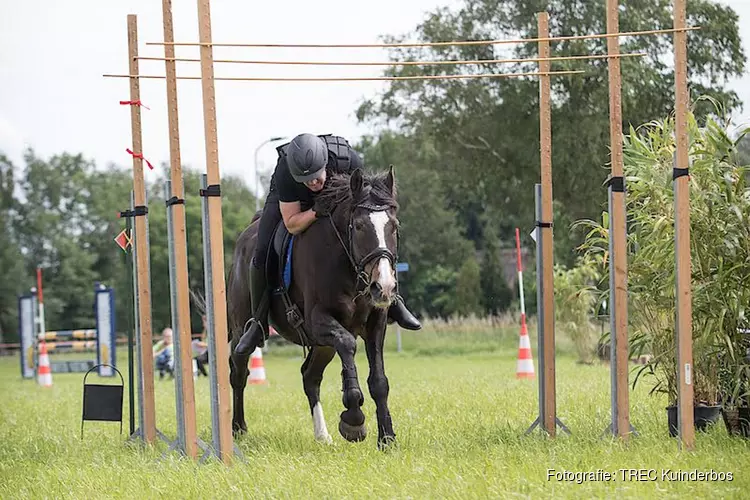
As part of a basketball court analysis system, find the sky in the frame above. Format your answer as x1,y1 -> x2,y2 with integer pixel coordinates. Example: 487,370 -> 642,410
1,0 -> 749,199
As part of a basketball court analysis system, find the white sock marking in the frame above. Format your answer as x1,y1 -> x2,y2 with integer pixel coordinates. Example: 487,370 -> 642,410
312,402 -> 332,443
369,211 -> 396,293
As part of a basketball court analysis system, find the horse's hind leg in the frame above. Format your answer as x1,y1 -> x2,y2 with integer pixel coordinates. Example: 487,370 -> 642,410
230,335 -> 251,436
301,346 -> 336,444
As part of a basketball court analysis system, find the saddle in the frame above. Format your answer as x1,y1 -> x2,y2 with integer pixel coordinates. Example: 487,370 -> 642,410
264,220 -> 311,348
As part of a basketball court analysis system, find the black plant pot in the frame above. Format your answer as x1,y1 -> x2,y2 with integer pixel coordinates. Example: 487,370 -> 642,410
666,405 -> 721,437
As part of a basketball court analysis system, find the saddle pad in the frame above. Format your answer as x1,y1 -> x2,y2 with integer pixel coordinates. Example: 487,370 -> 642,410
282,235 -> 295,289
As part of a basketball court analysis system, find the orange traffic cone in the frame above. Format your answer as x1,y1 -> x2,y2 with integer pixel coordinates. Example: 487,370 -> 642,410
37,341 -> 53,387
516,315 -> 535,379
514,227 -> 535,379
248,347 -> 268,385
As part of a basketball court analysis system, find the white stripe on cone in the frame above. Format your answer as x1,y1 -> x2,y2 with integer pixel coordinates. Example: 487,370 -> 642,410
516,316 -> 535,379
37,343 -> 53,387
248,347 -> 267,384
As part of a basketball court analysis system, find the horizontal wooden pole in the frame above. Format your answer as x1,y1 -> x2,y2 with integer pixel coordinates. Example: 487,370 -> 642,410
144,26 -> 699,49
102,70 -> 585,82
136,52 -> 646,66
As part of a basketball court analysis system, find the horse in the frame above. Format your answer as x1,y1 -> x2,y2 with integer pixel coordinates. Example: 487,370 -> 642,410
225,167 -> 401,449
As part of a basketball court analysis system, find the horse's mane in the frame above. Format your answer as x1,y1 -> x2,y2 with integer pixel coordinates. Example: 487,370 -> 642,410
315,169 -> 399,213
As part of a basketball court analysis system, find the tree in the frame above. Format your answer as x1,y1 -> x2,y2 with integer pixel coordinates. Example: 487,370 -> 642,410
0,155 -> 30,342
357,0 -> 746,265
455,256 -> 483,316
480,222 -> 513,315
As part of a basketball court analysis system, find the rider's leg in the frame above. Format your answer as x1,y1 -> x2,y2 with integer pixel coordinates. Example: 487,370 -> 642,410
387,295 -> 422,331
234,195 -> 282,356
387,272 -> 421,331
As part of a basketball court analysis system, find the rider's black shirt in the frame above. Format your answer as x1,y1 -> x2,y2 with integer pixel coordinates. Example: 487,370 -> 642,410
269,147 -> 362,210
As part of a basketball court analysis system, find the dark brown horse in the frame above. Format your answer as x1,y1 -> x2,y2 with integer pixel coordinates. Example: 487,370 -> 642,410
226,167 -> 400,448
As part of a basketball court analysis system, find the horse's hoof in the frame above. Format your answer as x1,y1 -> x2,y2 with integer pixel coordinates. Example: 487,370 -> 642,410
339,420 -> 367,442
377,435 -> 397,451
315,432 -> 333,445
232,422 -> 248,438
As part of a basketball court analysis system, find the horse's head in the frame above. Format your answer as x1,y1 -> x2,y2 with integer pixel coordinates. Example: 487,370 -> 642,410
348,167 -> 399,308
320,167 -> 400,308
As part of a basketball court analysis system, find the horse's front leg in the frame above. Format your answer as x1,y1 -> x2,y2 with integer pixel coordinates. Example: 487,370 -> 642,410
364,309 -> 396,449
310,306 -> 366,442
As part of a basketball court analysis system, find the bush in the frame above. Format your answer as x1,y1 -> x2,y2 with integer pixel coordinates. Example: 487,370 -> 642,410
577,99 -> 750,406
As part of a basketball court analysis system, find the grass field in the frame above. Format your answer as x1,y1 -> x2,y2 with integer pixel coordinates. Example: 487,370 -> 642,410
1,323 -> 749,499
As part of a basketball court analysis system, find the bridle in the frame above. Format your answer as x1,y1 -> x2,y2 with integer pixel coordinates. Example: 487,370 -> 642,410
328,200 -> 398,294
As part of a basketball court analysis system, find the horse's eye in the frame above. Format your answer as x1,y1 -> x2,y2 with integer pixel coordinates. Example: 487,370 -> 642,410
354,221 -> 365,231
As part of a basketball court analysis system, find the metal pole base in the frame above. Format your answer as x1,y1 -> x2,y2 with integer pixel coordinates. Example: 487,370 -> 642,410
525,416 -> 571,436
127,427 -> 172,445
199,442 -> 246,464
600,423 -> 638,439
161,436 -> 213,460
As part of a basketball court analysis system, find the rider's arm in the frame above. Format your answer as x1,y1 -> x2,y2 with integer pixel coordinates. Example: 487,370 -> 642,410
280,201 -> 317,235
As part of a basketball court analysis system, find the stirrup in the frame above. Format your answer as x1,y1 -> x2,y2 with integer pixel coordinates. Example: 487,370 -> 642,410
235,318 -> 265,355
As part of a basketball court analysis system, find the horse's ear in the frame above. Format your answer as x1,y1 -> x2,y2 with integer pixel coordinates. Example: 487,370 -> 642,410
350,168 -> 364,194
386,165 -> 396,195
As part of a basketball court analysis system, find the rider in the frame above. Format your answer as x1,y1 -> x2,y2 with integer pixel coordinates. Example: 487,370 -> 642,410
234,133 -> 422,356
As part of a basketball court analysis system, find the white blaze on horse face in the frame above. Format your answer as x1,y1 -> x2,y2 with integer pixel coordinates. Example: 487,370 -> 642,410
312,402 -> 332,444
369,211 -> 396,295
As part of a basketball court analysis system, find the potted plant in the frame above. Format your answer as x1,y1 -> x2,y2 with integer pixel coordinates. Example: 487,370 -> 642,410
717,331 -> 750,437
575,98 -> 750,436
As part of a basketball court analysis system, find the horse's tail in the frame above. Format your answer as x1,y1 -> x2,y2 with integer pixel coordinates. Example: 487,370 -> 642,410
189,287 -> 233,343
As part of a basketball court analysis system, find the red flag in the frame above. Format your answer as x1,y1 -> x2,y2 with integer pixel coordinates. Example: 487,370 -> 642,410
114,230 -> 131,252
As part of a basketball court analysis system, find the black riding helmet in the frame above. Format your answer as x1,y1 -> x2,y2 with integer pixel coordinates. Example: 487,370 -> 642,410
287,133 -> 328,183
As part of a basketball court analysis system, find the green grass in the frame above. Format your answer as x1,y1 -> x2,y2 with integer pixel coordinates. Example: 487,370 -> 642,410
1,325 -> 748,499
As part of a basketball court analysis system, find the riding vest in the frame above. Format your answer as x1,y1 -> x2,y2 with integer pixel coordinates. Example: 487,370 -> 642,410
276,134 -> 354,172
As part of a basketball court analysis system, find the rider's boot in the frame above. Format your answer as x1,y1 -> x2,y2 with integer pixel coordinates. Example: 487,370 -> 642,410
387,295 -> 422,330
234,264 -> 269,356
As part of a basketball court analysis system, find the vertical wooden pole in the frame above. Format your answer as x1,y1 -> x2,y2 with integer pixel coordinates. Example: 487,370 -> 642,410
606,0 -> 630,440
673,0 -> 695,451
162,0 -> 198,459
537,11 -> 556,437
127,14 -> 156,445
196,0 -> 233,464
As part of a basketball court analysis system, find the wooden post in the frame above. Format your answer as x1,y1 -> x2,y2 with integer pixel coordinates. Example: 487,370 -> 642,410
606,0 -> 631,440
673,0 -> 695,451
127,14 -> 156,445
196,0 -> 233,464
161,0 -> 199,459
537,11 -> 556,437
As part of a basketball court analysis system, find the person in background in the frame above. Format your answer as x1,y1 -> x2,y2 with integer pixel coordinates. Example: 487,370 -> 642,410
192,315 -> 209,377
153,327 -> 174,380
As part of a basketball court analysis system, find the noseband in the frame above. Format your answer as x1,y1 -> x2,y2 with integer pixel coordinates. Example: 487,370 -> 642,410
328,201 -> 398,293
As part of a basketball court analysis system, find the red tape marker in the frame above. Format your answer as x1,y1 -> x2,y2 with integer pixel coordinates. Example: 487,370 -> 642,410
126,148 -> 154,170
119,100 -> 150,110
